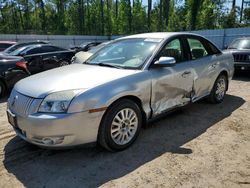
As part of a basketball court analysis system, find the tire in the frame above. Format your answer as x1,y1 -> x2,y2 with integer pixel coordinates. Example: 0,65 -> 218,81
98,99 -> 142,151
59,60 -> 69,67
208,74 -> 228,104
0,81 -> 6,99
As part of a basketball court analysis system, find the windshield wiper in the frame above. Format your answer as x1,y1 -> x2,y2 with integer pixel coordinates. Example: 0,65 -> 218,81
98,63 -> 124,69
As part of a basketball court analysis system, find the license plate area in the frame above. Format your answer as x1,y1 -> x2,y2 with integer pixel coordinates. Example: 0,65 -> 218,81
7,110 -> 17,128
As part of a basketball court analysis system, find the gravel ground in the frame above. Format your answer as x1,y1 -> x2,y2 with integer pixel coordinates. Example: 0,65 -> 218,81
0,75 -> 249,188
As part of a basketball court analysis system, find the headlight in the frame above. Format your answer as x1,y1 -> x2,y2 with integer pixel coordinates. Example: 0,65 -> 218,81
38,89 -> 83,113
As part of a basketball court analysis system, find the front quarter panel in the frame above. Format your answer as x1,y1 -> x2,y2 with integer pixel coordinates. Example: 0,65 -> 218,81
68,71 -> 152,119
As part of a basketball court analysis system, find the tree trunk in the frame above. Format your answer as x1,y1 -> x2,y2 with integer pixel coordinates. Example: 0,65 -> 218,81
148,0 -> 152,31
100,0 -> 104,35
163,0 -> 170,31
128,0 -> 132,33
232,0 -> 236,9
159,0 -> 163,31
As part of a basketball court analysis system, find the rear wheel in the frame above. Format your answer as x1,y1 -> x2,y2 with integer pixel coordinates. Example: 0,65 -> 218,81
208,74 -> 228,103
98,99 -> 142,151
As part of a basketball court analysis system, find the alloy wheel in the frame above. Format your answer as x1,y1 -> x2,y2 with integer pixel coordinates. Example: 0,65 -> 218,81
215,77 -> 226,101
110,108 -> 138,145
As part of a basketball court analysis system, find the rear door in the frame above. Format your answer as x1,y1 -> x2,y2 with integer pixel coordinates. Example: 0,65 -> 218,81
185,36 -> 221,100
149,37 -> 195,116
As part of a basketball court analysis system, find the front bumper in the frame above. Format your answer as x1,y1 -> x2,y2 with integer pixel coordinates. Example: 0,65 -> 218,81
234,62 -> 250,71
7,109 -> 104,148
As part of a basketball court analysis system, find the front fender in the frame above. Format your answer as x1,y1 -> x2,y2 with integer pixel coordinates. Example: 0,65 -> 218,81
68,71 -> 152,118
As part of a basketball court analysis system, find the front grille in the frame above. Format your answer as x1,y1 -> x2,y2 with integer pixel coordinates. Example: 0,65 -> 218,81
233,54 -> 250,62
8,89 -> 34,117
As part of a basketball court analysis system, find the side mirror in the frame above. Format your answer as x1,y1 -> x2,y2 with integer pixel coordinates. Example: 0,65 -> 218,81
154,57 -> 176,67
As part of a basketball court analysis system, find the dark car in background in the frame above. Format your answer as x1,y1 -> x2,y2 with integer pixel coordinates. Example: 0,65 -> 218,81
1,41 -> 49,55
0,41 -> 16,51
227,37 -> 250,72
0,55 -> 29,98
70,41 -> 102,52
7,44 -> 75,74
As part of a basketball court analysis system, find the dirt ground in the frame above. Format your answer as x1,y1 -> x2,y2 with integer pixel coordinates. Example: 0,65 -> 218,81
0,75 -> 249,188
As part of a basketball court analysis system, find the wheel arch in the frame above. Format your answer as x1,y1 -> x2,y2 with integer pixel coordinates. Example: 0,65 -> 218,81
101,95 -> 148,128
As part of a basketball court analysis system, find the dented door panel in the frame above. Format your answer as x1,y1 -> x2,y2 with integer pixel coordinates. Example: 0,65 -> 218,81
150,62 -> 194,116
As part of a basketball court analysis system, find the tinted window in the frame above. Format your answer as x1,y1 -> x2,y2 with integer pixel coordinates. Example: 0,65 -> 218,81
26,46 -> 63,55
26,47 -> 43,55
187,38 -> 208,60
158,39 -> 184,62
43,46 -> 64,52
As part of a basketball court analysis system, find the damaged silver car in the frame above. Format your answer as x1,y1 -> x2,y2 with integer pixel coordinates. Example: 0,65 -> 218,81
7,33 -> 234,151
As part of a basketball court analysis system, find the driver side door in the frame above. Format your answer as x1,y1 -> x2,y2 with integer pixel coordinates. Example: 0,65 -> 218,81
149,37 -> 195,116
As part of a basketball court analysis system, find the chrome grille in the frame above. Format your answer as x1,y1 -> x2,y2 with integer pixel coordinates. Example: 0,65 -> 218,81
233,53 -> 250,63
8,89 -> 34,117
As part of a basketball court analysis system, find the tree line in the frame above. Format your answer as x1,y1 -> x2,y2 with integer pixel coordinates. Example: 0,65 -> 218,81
0,0 -> 249,35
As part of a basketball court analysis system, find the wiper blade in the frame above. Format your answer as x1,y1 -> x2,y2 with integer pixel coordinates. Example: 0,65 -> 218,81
98,63 -> 124,69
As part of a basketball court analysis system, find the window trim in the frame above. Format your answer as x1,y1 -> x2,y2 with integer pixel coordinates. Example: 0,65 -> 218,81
149,36 -> 189,69
184,36 -> 221,61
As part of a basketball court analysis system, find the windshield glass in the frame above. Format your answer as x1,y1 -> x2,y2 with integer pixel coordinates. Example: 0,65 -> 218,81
85,38 -> 161,69
4,43 -> 25,54
228,39 -> 250,49
9,46 -> 28,56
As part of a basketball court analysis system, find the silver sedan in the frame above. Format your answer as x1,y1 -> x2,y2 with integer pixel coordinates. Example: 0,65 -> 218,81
7,33 -> 234,151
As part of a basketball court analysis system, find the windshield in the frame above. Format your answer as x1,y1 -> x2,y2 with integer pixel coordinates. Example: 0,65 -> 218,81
85,38 -> 161,69
9,46 -> 28,56
228,39 -> 250,49
4,43 -> 25,54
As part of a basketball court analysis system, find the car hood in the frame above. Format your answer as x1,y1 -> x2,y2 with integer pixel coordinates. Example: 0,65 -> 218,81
15,64 -> 139,98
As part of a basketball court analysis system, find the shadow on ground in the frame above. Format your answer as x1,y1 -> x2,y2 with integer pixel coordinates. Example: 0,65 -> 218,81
3,94 -> 245,188
233,71 -> 250,81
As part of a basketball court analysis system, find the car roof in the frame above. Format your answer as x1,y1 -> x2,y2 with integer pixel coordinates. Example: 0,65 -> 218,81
120,32 -> 204,40
0,41 -> 16,44
17,40 -> 49,44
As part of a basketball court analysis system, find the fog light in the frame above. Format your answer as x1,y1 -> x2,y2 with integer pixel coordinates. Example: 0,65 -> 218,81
32,136 -> 64,145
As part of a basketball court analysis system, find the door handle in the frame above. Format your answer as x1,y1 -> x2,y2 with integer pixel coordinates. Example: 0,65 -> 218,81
182,71 -> 191,77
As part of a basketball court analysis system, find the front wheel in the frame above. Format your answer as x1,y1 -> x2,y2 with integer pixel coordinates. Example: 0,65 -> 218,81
98,99 -> 142,151
208,74 -> 228,103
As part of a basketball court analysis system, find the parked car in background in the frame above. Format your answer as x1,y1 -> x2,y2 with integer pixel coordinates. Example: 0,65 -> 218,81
226,37 -> 250,72
70,41 -> 102,52
2,41 -> 49,55
0,55 -> 29,98
72,42 -> 110,64
0,41 -> 16,51
8,44 -> 75,74
7,33 -> 234,151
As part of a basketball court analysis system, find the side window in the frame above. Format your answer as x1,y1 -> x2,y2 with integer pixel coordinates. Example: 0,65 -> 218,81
207,41 -> 221,55
44,46 -> 64,52
158,39 -> 184,62
26,47 -> 42,55
187,38 -> 208,60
